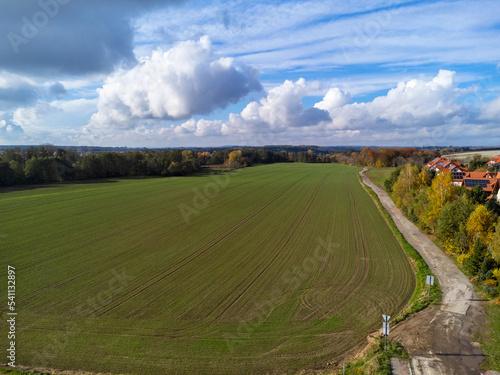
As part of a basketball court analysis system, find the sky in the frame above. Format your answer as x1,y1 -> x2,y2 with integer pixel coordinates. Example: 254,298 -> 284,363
0,0 -> 500,148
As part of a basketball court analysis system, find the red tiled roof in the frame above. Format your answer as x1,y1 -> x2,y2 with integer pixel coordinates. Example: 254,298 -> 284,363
487,155 -> 500,165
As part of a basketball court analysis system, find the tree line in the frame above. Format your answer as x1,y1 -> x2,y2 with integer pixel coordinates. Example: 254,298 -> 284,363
0,146 -> 204,186
0,145 -> 440,188
385,164 -> 500,298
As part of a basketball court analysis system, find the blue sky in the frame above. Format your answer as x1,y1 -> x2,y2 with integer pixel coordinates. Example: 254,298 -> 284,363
1,0 -> 500,147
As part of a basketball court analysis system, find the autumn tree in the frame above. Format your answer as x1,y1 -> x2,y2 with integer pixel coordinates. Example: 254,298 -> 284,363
488,220 -> 500,262
426,171 -> 455,225
416,168 -> 432,190
224,150 -> 247,170
466,204 -> 495,245
392,163 -> 419,207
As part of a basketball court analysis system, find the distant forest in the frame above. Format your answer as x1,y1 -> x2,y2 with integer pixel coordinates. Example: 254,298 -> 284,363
0,145 -> 439,187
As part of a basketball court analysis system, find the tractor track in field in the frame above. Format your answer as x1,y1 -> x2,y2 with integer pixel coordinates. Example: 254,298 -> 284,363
301,172 -> 370,320
212,173 -> 328,322
16,173 -> 286,303
333,173 -> 370,313
94,173 -> 314,317
2,171 -> 278,278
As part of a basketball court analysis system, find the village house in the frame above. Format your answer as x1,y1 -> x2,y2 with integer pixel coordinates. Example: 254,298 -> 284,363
425,157 -> 467,174
452,171 -> 500,202
487,154 -> 500,166
425,157 -> 500,202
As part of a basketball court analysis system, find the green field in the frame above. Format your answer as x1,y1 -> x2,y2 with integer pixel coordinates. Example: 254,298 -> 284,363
364,167 -> 395,189
1,164 -> 415,374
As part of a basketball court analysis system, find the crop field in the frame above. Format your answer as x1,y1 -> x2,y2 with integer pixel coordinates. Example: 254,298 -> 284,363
443,149 -> 500,162
0,164 -> 414,374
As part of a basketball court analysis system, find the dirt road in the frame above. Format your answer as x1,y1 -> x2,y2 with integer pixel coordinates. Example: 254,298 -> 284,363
360,168 -> 485,374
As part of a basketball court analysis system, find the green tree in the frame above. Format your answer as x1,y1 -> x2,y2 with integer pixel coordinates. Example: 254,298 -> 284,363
25,157 -> 44,183
8,160 -> 25,183
436,196 -> 475,245
468,154 -> 488,171
466,238 -> 488,275
384,166 -> 402,193
0,162 -> 16,186
466,185 -> 488,205
486,198 -> 500,217
81,155 -> 104,179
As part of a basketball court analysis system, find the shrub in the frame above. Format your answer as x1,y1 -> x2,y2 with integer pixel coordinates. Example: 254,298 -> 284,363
485,279 -> 498,287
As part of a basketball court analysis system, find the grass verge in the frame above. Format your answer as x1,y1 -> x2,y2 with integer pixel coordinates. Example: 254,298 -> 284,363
481,303 -> 500,371
0,370 -> 49,375
364,167 -> 395,189
339,337 -> 409,374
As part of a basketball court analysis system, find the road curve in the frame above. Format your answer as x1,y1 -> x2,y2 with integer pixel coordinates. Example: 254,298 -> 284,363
360,168 -> 485,375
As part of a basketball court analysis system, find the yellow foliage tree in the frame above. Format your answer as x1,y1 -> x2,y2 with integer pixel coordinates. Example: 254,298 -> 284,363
426,171 -> 455,224
392,164 -> 419,207
489,221 -> 500,262
445,238 -> 460,254
484,279 -> 497,287
457,253 -> 471,264
224,150 -> 247,170
492,268 -> 500,280
416,169 -> 431,190
466,204 -> 495,246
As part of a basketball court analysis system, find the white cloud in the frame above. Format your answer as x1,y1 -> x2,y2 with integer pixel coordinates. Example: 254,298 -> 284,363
323,70 -> 470,130
222,78 -> 330,135
174,118 -> 223,137
169,70 -> 488,146
481,96 -> 500,120
12,101 -> 58,129
314,87 -> 351,113
88,36 -> 261,130
169,70 -> 500,147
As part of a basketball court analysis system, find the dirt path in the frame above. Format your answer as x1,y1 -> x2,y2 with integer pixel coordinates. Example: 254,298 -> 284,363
360,168 -> 485,375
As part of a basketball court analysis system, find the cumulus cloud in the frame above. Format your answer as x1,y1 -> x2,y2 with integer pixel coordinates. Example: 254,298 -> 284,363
0,0 -> 183,75
88,36 -> 261,129
323,70 -> 471,130
12,101 -> 59,129
314,88 -> 351,113
171,70 -> 490,147
222,78 -> 330,135
174,119 -> 223,137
